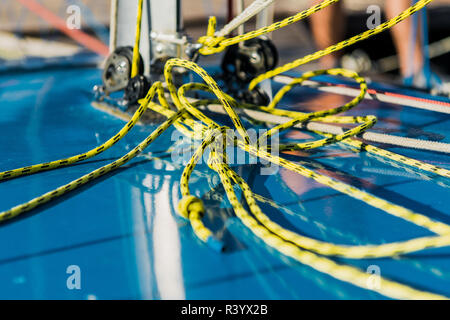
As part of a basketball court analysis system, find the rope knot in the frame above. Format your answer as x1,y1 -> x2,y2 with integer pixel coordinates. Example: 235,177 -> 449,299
197,35 -> 226,55
198,35 -> 223,48
177,195 -> 205,219
197,16 -> 226,55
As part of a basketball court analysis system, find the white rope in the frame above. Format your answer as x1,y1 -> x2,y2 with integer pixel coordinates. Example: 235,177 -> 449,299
215,0 -> 275,38
198,104 -> 450,154
303,122 -> 450,154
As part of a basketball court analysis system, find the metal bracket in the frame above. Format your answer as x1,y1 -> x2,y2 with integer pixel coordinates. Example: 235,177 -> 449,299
110,0 -> 187,78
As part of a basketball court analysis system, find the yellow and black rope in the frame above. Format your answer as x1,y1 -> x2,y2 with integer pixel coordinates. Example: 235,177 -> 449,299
1,0 -> 449,300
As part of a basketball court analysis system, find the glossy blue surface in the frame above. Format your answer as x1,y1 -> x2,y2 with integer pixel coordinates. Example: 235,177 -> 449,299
0,65 -> 449,300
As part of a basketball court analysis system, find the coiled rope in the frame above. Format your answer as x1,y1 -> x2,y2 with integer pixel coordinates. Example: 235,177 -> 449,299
1,0 -> 450,299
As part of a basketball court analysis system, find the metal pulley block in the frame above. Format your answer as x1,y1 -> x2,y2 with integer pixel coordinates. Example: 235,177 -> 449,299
148,32 -> 194,85
124,75 -> 151,105
221,36 -> 278,83
102,46 -> 144,94
237,87 -> 270,106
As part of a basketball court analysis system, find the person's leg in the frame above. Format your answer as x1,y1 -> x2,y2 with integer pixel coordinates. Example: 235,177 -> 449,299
310,0 -> 345,68
385,0 -> 424,78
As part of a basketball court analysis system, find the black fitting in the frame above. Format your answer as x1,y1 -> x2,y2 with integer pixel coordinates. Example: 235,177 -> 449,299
124,75 -> 151,105
238,87 -> 270,106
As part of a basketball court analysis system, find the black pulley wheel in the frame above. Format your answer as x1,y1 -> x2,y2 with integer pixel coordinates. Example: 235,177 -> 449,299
221,37 -> 278,83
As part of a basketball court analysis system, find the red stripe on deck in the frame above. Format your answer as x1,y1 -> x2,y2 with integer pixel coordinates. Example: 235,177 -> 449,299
381,91 -> 450,107
327,83 -> 450,108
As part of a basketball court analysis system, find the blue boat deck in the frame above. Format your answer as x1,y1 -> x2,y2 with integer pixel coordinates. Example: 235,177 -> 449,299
0,66 -> 449,299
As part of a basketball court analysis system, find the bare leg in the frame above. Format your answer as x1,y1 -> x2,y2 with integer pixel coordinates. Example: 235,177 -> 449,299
310,0 -> 345,68
385,0 -> 424,78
